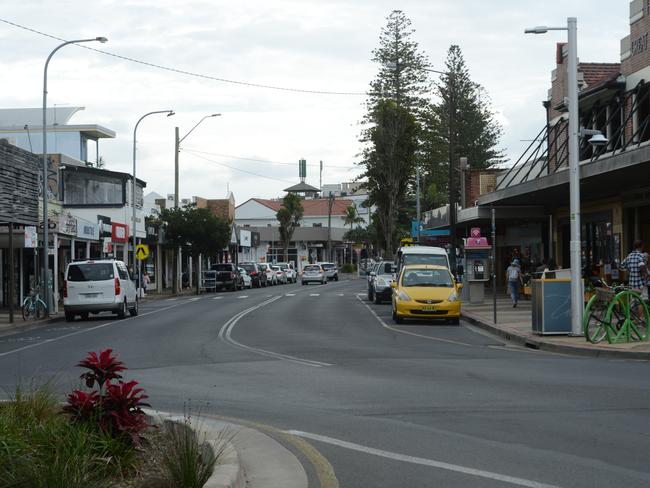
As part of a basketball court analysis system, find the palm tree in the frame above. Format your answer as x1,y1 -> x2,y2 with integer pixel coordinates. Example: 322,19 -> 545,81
344,204 -> 365,265
276,193 -> 304,262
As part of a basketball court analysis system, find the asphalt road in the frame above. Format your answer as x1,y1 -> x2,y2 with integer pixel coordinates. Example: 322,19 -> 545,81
1,276 -> 649,488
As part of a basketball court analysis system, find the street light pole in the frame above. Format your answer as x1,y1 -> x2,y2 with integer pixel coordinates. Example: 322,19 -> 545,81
525,18 -> 583,335
172,113 -> 221,294
42,36 -> 107,315
132,110 -> 174,292
415,165 -> 421,243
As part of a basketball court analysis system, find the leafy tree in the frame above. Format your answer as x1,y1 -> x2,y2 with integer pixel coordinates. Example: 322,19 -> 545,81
160,205 -> 230,294
360,10 -> 429,258
276,193 -> 304,262
421,45 -> 505,209
368,9 -> 431,113
343,204 -> 365,264
360,99 -> 419,258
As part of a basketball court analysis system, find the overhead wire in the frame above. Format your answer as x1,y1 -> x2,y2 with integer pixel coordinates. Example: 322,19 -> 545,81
0,17 -> 369,96
181,148 -> 357,169
182,150 -> 295,184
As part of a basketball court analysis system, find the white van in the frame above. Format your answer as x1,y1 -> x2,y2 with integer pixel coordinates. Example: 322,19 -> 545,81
395,246 -> 450,275
63,259 -> 138,322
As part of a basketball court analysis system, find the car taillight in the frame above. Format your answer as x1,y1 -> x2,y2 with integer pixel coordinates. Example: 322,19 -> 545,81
63,280 -> 68,298
115,277 -> 120,296
250,271 -> 257,276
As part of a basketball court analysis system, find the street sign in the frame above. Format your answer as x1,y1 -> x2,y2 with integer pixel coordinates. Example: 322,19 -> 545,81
135,244 -> 149,261
230,225 -> 238,245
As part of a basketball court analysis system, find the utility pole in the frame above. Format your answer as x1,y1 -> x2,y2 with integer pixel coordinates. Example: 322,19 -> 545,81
174,127 -> 180,208
491,207 -> 497,324
448,72 -> 457,275
416,166 -> 421,244
327,192 -> 334,262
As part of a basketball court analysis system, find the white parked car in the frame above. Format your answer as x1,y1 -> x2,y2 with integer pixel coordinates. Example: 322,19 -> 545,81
238,267 -> 253,288
271,265 -> 288,284
276,262 -> 297,283
63,259 -> 138,322
318,262 -> 339,281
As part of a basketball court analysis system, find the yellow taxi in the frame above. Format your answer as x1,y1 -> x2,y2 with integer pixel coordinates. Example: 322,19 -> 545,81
391,264 -> 462,325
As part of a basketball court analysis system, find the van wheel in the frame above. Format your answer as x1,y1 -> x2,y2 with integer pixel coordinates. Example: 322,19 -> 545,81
117,299 -> 127,319
80,312 -> 89,320
129,298 -> 139,317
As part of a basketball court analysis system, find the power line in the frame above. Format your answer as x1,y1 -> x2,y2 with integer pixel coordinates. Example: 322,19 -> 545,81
182,150 -> 294,184
0,17 -> 368,96
182,148 -> 357,169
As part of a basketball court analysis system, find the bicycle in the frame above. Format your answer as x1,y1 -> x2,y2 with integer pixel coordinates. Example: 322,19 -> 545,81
21,285 -> 47,321
583,279 -> 649,344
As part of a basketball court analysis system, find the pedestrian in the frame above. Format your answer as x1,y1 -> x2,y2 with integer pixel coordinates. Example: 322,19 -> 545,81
620,240 -> 648,304
143,271 -> 150,291
506,259 -> 522,308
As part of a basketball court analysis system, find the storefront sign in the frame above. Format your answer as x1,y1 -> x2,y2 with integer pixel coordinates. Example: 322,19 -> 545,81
77,221 -> 98,240
632,32 -> 648,56
102,237 -> 113,253
98,215 -> 112,238
58,213 -> 78,237
111,223 -> 128,243
24,226 -> 38,248
240,230 -> 251,247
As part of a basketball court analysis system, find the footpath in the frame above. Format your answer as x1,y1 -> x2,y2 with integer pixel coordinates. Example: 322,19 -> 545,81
462,296 -> 650,360
145,410 -> 311,488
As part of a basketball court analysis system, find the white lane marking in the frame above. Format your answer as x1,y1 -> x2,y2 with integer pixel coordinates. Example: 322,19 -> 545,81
165,298 -> 177,301
0,300 -> 200,358
218,297 -> 332,367
286,430 -> 560,488
285,293 -> 296,297
236,295 -> 249,299
189,297 -> 201,302
213,296 -> 224,300
337,293 -> 345,296
309,293 -> 320,297
356,295 -> 477,348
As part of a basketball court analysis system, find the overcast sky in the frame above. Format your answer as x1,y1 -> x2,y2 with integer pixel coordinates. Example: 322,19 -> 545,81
0,0 -> 629,204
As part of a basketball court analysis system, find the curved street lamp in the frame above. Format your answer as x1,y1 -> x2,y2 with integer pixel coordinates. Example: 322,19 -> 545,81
42,36 -> 107,315
132,110 -> 175,292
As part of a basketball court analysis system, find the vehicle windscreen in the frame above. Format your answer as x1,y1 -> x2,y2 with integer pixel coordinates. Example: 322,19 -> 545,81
401,269 -> 453,287
211,264 -> 233,271
379,262 -> 393,275
304,265 -> 321,272
403,254 -> 448,268
258,264 -> 269,271
321,263 -> 336,270
67,263 -> 114,282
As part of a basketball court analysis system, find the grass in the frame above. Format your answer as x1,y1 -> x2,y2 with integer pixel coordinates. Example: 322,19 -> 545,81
0,385 -> 137,488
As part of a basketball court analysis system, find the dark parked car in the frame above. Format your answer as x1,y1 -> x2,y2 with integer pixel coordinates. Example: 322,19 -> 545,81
239,262 -> 267,288
211,263 -> 244,291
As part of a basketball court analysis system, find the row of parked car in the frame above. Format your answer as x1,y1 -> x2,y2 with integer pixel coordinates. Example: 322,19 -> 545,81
212,261 -> 340,289
365,246 -> 462,325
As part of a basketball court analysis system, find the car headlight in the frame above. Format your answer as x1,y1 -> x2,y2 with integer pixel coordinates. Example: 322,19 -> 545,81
448,292 -> 458,302
397,290 -> 411,301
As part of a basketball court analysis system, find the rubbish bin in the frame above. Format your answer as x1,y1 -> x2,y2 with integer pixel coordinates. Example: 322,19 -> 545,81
531,272 -> 572,335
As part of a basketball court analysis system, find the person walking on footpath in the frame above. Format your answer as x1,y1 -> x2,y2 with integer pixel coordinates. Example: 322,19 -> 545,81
620,240 -> 648,302
506,260 -> 522,308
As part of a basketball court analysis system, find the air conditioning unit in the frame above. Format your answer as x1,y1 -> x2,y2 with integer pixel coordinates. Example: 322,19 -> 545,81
167,194 -> 174,202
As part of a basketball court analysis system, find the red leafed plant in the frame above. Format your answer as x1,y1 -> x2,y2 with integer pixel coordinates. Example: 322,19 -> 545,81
77,348 -> 126,388
64,349 -> 150,445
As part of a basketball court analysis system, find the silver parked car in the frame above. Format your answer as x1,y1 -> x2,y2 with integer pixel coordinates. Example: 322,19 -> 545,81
63,259 -> 138,321
301,264 -> 327,285
319,262 -> 339,281
368,261 -> 395,304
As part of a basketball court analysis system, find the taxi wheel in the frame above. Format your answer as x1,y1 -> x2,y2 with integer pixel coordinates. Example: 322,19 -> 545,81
449,317 -> 460,325
392,308 -> 404,324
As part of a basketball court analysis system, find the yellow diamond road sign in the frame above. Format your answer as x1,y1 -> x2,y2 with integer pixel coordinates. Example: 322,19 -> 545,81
135,244 -> 149,261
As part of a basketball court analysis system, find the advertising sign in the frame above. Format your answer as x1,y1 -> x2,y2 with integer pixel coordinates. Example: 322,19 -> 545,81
111,223 -> 129,243
77,221 -> 99,240
102,237 -> 113,253
24,226 -> 38,248
240,229 -> 251,247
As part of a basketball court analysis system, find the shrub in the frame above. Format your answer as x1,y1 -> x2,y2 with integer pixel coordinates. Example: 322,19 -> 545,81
63,349 -> 150,446
340,263 -> 357,273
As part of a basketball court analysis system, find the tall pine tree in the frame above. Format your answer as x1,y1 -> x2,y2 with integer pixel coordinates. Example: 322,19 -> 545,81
360,10 -> 430,257
421,45 -> 505,209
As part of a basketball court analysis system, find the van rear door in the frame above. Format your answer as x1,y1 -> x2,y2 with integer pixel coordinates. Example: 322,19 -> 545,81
66,263 -> 116,305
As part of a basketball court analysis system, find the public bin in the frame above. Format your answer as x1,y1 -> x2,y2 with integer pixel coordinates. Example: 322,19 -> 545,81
531,270 -> 572,335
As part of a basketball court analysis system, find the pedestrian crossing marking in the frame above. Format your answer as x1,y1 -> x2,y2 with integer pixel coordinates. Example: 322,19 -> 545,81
309,293 -> 320,296
237,295 -> 249,299
165,298 -> 177,301
337,293 -> 345,296
285,293 -> 296,296
213,296 -> 223,300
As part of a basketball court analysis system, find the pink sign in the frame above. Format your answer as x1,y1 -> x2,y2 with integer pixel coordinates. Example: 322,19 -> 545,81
470,227 -> 481,238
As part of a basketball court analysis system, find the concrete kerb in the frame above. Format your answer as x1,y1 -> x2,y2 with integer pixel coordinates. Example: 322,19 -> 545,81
144,409 -> 246,488
462,311 -> 650,360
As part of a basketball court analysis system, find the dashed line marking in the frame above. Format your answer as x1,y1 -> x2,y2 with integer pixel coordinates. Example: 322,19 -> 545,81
310,293 -> 320,297
189,297 -> 201,302
213,296 -> 223,300
285,293 -> 296,296
165,298 -> 177,301
236,295 -> 249,299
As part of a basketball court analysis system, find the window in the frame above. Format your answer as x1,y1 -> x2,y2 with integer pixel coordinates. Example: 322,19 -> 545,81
116,262 -> 130,280
63,171 -> 123,205
67,263 -> 114,281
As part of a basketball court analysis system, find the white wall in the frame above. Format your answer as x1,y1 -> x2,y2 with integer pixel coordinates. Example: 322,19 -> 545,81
68,206 -> 146,238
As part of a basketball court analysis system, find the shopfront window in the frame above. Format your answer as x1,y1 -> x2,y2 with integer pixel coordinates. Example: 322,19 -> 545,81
63,171 -> 123,206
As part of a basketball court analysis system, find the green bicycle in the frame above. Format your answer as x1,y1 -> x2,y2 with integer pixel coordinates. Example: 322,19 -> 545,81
584,283 -> 650,344
21,286 -> 47,320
